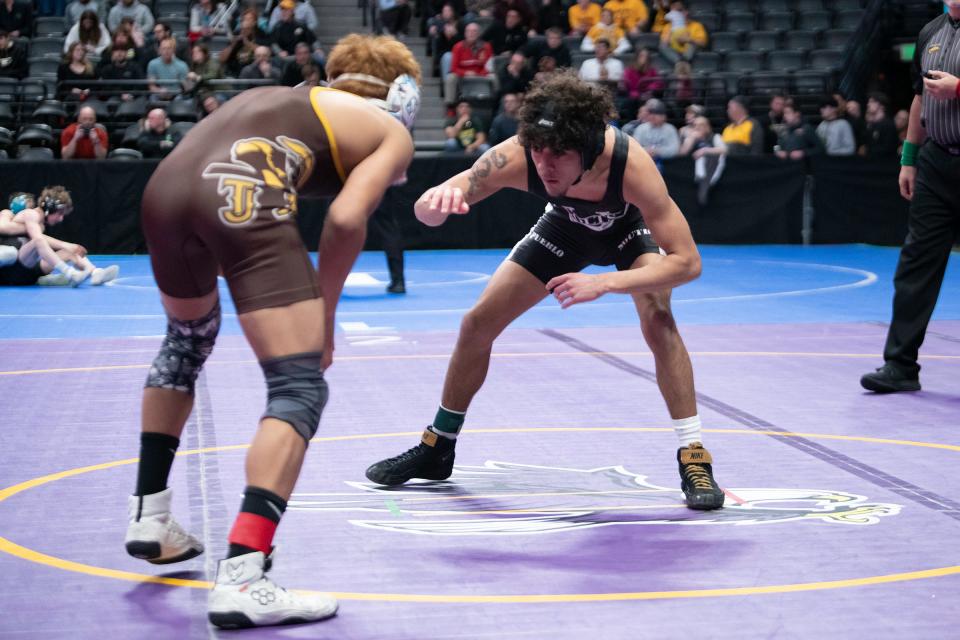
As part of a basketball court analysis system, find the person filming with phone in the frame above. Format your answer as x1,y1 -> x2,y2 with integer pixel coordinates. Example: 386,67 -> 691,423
61,105 -> 109,160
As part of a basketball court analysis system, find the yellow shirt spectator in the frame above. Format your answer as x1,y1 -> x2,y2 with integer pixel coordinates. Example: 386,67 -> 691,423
568,1 -> 602,34
603,0 -> 649,34
585,22 -> 627,52
660,20 -> 708,55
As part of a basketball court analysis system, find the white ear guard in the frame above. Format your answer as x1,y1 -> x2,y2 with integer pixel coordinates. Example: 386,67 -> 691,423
328,72 -> 421,129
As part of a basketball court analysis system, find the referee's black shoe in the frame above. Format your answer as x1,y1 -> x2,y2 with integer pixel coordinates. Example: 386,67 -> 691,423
678,443 -> 725,510
860,364 -> 921,393
365,429 -> 456,486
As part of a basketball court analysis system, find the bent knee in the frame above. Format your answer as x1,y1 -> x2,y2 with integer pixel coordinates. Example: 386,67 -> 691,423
635,293 -> 676,330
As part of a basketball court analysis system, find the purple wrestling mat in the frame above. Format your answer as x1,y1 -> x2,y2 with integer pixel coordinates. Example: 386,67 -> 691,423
0,247 -> 958,639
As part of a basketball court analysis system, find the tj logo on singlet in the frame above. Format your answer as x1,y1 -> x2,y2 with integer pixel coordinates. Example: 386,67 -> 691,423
287,462 -> 901,536
560,205 -> 629,232
201,136 -> 315,227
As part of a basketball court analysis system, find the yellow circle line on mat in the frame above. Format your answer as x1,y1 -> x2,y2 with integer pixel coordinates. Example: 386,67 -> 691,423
2,427 -> 960,603
2,350 -> 958,376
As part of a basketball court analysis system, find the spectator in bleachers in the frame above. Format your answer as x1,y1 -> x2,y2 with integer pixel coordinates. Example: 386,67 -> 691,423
189,0 -> 234,41
61,104 -> 108,158
602,0 -> 647,39
65,0 -> 102,33
267,0 -> 317,32
658,1 -> 706,64
184,42 -> 221,94
864,92 -> 898,159
379,0 -> 412,38
488,91 -> 519,144
679,115 -> 727,205
843,96 -> 867,154
568,0 -> 601,37
774,99 -> 822,160
816,96 -> 856,156
649,0 -> 669,33
143,21 -> 190,64
299,61 -> 321,86
0,0 -> 31,38
525,26 -> 571,70
721,96 -> 764,155
671,59 -> 693,102
443,99 -> 489,155
107,0 -> 153,35
271,0 -> 317,59
620,99 -> 647,136
65,9 -> 111,56
894,108 -> 908,154
148,37 -> 189,100
98,43 -> 145,100
582,8 -> 630,54
219,9 -> 270,77
0,28 -> 27,79
484,8 -> 528,55
58,41 -> 95,99
116,16 -> 146,50
434,15 -> 462,78
536,0 -> 565,35
464,0 -> 495,20
533,50 -> 557,81
497,50 -> 532,97
239,44 -> 281,81
760,92 -> 787,153
578,38 -> 623,88
281,41 -> 322,86
677,102 -> 704,145
493,0 -> 536,34
199,91 -> 220,118
444,21 -> 494,106
631,97 -> 679,159
137,107 -> 182,158
428,3 -> 460,49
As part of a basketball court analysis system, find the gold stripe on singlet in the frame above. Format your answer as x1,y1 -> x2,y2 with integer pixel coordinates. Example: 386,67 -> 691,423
309,87 -> 347,183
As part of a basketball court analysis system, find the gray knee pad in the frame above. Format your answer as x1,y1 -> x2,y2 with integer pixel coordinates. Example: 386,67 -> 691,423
261,352 -> 328,444
145,302 -> 221,394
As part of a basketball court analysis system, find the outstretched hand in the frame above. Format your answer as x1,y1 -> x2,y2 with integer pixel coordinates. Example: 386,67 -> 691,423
546,272 -> 608,309
414,185 -> 470,227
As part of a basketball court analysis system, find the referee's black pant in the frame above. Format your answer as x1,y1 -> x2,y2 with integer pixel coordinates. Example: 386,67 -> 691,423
369,200 -> 405,286
883,141 -> 960,375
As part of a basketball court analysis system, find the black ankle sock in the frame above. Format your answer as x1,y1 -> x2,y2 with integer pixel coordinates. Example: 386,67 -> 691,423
226,486 -> 287,558
135,432 -> 180,496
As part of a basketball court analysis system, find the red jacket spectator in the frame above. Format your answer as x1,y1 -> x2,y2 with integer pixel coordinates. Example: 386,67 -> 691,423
450,36 -> 493,76
61,111 -> 109,160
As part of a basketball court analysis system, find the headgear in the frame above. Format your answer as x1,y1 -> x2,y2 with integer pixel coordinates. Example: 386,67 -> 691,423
8,193 -> 33,214
327,73 -> 421,129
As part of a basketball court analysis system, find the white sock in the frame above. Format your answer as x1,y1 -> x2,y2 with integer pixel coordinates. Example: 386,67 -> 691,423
54,261 -> 72,275
672,415 -> 702,448
427,425 -> 458,440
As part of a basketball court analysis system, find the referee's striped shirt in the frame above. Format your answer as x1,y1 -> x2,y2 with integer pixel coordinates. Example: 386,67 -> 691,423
913,14 -> 960,146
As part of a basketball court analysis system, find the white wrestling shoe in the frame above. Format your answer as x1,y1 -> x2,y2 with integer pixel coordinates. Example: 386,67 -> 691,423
208,550 -> 338,629
125,488 -> 204,564
36,273 -> 70,286
64,265 -> 90,287
91,265 -> 119,285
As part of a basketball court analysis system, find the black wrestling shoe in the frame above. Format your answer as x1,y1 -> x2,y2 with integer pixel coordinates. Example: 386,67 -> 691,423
365,429 -> 455,486
386,279 -> 406,294
860,363 -> 921,393
678,443 -> 725,511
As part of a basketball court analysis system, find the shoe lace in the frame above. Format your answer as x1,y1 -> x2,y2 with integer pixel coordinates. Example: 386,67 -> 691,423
682,463 -> 716,491
385,443 -> 429,465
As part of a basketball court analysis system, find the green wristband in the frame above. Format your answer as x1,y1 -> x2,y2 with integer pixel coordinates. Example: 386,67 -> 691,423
901,140 -> 918,167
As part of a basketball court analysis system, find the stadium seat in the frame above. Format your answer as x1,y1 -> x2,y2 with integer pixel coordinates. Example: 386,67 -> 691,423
792,69 -> 829,94
767,50 -> 804,71
797,11 -> 832,31
724,51 -> 764,73
747,31 -> 781,53
724,12 -> 756,33
17,146 -> 55,160
32,99 -> 68,126
33,17 -> 65,37
833,10 -> 864,30
27,57 -> 59,78
28,36 -> 65,59
0,102 -> 14,128
710,32 -> 741,55
823,29 -> 854,50
808,48 -> 843,70
784,30 -> 818,51
167,98 -> 198,122
692,51 -> 722,72
794,0 -> 824,10
109,147 -> 144,160
759,11 -> 794,32
155,0 -> 190,17
632,32 -> 661,51
169,121 -> 195,137
114,96 -> 148,122
16,123 -> 54,147
0,78 -> 17,102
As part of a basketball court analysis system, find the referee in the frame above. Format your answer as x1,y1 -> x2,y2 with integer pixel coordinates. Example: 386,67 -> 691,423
862,1 -> 960,392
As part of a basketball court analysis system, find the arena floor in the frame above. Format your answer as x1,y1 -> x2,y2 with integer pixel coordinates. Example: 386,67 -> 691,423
1,245 -> 958,639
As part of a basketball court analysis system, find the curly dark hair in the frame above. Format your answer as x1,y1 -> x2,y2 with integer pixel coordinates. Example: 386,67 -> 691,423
517,70 -> 613,155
